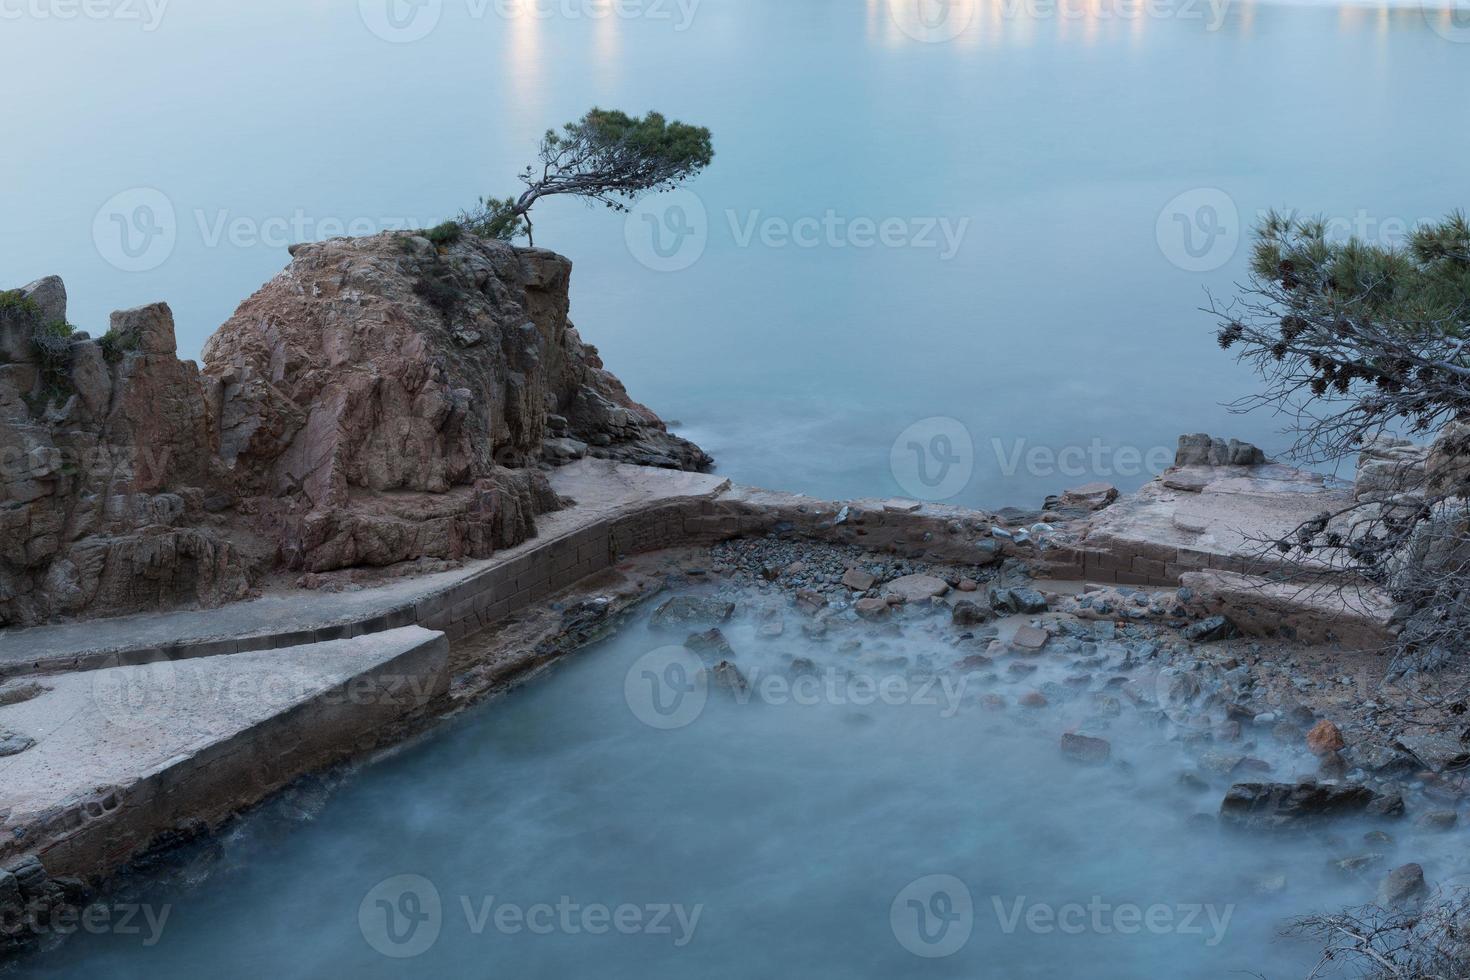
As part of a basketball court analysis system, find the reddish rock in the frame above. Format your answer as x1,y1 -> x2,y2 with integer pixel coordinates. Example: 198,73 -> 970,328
958,578 -> 979,592
855,597 -> 890,619
1020,691 -> 1048,709
1307,720 -> 1345,756
841,568 -> 876,592
882,574 -> 948,603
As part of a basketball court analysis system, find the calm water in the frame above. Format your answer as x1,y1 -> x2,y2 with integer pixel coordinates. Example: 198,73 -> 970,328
5,0 -> 1469,505
15,586 -> 1464,979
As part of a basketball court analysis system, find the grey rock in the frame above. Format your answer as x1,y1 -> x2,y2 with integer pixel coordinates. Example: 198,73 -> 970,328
650,596 -> 735,630
0,731 -> 35,757
1377,863 -> 1429,907
1184,615 -> 1237,642
1220,782 -> 1404,830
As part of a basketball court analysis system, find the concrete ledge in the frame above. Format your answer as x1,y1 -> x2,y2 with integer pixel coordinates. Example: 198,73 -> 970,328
1181,569 -> 1397,649
0,627 -> 449,878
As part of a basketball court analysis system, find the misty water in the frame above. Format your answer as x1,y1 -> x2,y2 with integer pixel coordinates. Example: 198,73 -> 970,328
12,577 -> 1469,978
6,0 -> 1470,975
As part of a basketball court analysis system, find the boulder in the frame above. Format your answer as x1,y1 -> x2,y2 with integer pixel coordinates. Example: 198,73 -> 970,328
989,586 -> 1048,615
1183,615 -> 1237,643
951,599 -> 991,627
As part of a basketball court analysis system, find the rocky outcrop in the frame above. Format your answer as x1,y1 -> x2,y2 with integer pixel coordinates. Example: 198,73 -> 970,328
200,234 -> 706,575
0,281 -> 255,627
1,233 -> 711,624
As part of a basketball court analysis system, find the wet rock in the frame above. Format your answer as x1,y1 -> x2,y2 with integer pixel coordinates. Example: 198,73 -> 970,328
794,589 -> 828,613
1183,615 -> 1237,642
855,597 -> 890,620
841,568 -> 876,592
1220,782 -> 1405,830
1317,751 -> 1348,780
1060,733 -> 1111,765
1306,720 -> 1345,756
650,596 -> 735,630
684,628 -> 734,661
1378,863 -> 1429,908
1199,751 -> 1246,777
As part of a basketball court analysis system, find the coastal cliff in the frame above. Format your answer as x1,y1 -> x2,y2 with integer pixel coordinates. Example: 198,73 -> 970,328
0,234 -> 710,626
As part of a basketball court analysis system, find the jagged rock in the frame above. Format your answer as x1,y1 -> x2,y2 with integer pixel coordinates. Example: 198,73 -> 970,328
1220,782 -> 1404,830
989,585 -> 1048,615
1175,433 -> 1267,467
1306,720 -> 1345,756
0,287 -> 255,627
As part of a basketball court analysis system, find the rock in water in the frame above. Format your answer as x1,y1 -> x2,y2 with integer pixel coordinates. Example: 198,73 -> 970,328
1219,782 -> 1405,830
710,661 -> 749,696
1060,733 -> 1111,765
650,596 -> 735,630
684,628 -> 735,660
1377,863 -> 1429,908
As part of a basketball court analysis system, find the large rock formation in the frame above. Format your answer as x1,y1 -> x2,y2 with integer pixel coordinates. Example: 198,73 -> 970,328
0,280 -> 256,627
1,233 -> 711,624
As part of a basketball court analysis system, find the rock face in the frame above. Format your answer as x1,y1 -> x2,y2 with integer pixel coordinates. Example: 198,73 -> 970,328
0,282 -> 255,627
1,233 -> 711,624
200,234 -> 707,575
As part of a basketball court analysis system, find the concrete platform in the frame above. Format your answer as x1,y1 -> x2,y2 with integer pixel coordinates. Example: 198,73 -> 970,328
0,626 -> 448,878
